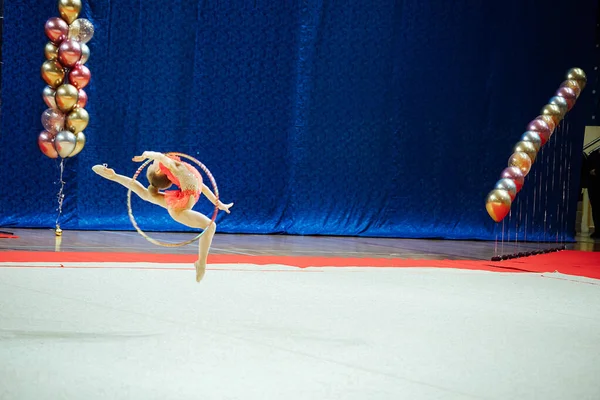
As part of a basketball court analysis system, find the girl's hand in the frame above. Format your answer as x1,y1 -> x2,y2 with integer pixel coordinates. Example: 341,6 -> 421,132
133,151 -> 161,162
218,201 -> 234,214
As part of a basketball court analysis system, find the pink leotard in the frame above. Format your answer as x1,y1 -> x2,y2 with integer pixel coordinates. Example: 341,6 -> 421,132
158,155 -> 203,211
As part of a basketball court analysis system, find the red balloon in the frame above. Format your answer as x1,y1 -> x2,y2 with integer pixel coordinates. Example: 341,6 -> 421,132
58,39 -> 82,68
45,17 -> 69,44
69,65 -> 91,89
500,166 -> 525,192
77,89 -> 88,108
526,118 -> 551,145
38,131 -> 59,159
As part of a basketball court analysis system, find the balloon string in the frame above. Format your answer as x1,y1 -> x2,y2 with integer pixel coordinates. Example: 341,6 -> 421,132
544,135 -> 550,246
557,121 -> 563,245
501,219 -> 505,256
524,192 -> 529,244
517,196 -> 522,253
537,146 -> 544,251
550,124 -> 557,242
55,159 -> 66,230
565,120 -> 572,244
507,209 -> 511,251
494,230 -> 498,257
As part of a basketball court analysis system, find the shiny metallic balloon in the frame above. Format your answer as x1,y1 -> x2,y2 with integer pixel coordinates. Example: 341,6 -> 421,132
560,79 -> 582,98
67,132 -> 86,157
66,108 -> 89,133
58,39 -> 82,67
54,130 -> 77,158
45,17 -> 69,43
537,115 -> 556,133
69,64 -> 91,89
500,166 -> 525,192
520,131 -> 542,151
514,140 -> 538,163
566,68 -> 586,89
541,104 -> 562,126
41,60 -> 66,88
68,18 -> 95,44
486,189 -> 512,223
526,118 -> 551,145
555,86 -> 577,111
58,0 -> 82,24
38,131 -> 59,159
42,86 -> 58,109
55,84 -> 79,112
41,108 -> 65,134
508,151 -> 532,176
80,43 -> 90,64
45,42 -> 59,60
494,178 -> 518,201
76,89 -> 88,108
549,96 -> 568,117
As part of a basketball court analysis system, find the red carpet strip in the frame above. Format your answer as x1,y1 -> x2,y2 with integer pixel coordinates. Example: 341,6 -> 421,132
0,250 -> 599,280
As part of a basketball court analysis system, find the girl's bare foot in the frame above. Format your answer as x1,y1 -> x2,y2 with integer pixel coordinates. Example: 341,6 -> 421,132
194,260 -> 206,282
92,164 -> 116,179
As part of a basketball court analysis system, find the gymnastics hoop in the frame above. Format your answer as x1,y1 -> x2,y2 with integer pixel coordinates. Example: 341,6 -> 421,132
127,152 -> 219,247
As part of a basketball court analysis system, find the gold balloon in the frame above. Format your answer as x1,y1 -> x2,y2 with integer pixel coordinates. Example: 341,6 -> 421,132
514,141 -> 538,163
566,68 -> 586,89
561,79 -> 582,98
541,104 -> 562,126
80,43 -> 90,64
486,189 -> 512,223
41,60 -> 65,88
538,114 -> 556,132
55,84 -> 79,112
68,131 -> 86,157
58,0 -> 82,24
508,151 -> 532,176
66,108 -> 89,133
45,42 -> 58,60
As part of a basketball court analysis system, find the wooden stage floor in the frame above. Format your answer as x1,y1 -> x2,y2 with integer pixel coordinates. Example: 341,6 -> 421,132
1,228 -> 598,260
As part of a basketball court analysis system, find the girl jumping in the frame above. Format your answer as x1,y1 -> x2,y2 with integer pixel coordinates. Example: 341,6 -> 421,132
92,151 -> 233,282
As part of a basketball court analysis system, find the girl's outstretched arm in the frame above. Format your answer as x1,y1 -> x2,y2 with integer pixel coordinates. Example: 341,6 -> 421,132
132,151 -> 178,170
201,184 -> 233,214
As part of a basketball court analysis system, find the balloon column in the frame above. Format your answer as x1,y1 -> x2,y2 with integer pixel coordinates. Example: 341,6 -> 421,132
485,68 -> 586,223
39,0 -> 94,235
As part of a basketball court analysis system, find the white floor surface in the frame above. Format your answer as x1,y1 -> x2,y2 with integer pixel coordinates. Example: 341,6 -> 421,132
0,263 -> 599,400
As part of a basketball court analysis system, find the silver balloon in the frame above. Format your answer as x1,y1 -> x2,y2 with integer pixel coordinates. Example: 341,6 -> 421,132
68,18 -> 95,44
549,96 -> 568,116
54,130 -> 77,158
41,108 -> 65,134
42,86 -> 58,109
80,43 -> 90,64
520,131 -> 542,151
494,178 -> 518,201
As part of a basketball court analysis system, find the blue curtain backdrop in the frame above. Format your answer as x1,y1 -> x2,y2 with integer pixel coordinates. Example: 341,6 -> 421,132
0,0 -> 597,240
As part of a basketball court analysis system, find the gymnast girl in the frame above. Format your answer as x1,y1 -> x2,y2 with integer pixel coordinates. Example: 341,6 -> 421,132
92,151 -> 233,282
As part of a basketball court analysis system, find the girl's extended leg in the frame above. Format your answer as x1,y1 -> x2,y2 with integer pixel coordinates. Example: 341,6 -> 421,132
168,208 -> 216,282
92,165 -> 166,208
